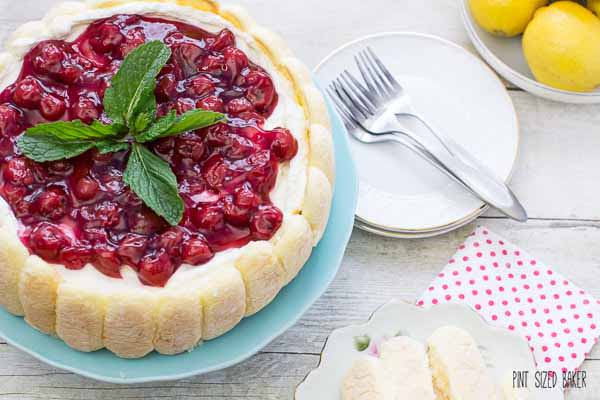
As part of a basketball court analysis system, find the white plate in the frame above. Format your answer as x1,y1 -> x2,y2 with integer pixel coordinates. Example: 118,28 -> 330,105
314,33 -> 519,234
461,0 -> 600,104
295,301 -> 564,400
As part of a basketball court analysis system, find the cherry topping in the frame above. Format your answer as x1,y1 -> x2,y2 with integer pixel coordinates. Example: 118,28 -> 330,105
250,206 -> 283,240
0,15 -> 298,286
139,249 -> 174,287
13,77 -> 42,109
0,104 -> 22,137
182,236 -> 213,265
29,223 -> 71,261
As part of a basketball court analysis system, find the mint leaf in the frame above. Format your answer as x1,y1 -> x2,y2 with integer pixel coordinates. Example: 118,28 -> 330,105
104,41 -> 171,127
136,109 -> 225,143
165,109 -> 225,136
17,135 -> 96,162
96,139 -> 130,154
24,120 -> 118,140
123,143 -> 184,226
135,110 -> 177,143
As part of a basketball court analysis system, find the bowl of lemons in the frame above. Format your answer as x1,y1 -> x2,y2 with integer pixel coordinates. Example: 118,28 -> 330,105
461,0 -> 600,103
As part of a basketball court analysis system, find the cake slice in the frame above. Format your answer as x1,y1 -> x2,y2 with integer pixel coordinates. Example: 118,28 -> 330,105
341,336 -> 436,400
427,326 -> 499,400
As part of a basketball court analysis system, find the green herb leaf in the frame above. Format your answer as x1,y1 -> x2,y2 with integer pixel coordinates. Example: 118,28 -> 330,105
164,109 -> 226,136
136,109 -> 225,143
135,110 -> 177,143
95,139 -> 130,154
24,120 -> 119,140
354,335 -> 371,352
103,41 -> 171,127
17,135 -> 96,162
123,143 -> 184,226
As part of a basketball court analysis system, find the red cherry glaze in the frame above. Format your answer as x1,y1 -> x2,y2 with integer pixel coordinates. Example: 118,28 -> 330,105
0,15 -> 298,287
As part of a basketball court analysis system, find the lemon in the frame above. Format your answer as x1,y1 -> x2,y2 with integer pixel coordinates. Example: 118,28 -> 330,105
523,1 -> 600,92
468,0 -> 549,37
588,0 -> 600,15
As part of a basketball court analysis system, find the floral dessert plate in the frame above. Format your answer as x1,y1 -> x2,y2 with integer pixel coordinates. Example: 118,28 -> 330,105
296,300 -> 564,400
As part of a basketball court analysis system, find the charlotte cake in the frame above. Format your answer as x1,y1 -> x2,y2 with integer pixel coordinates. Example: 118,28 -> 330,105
0,0 -> 334,358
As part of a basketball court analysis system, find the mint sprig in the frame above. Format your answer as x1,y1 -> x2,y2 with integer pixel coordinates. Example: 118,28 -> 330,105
16,41 -> 226,226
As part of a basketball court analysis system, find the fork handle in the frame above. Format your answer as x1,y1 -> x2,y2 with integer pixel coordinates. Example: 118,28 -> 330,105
389,132 -> 527,222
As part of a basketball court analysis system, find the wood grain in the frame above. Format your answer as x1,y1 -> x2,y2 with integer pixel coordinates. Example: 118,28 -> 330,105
0,0 -> 598,399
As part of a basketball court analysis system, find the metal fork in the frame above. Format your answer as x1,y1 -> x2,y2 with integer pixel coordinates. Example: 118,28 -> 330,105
329,47 -> 527,222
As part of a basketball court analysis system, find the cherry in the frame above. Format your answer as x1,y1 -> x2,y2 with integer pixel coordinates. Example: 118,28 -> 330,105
154,227 -> 184,256
223,47 -> 249,80
56,65 -> 82,84
156,73 -> 178,101
234,185 -> 259,208
39,94 -> 66,121
28,222 -> 71,261
79,201 -> 121,228
34,186 -> 68,220
117,234 -> 148,267
270,128 -> 298,161
175,97 -> 196,114
13,77 -> 43,109
175,133 -> 204,161
209,29 -> 235,51
73,176 -> 100,201
0,104 -> 22,136
139,249 -> 174,287
201,54 -> 226,77
243,70 -> 277,113
202,155 -> 228,187
196,95 -> 224,112
91,23 -> 124,53
172,43 -> 203,78
31,41 -> 65,75
250,206 -> 283,240
226,97 -> 254,115
182,236 -> 213,265
186,75 -> 214,97
71,97 -> 100,124
92,243 -> 122,278
191,205 -> 225,230
3,157 -> 34,185
60,245 -> 93,270
127,207 -> 167,235
223,196 -> 251,226
224,134 -> 255,160
120,27 -> 146,56
47,160 -> 73,176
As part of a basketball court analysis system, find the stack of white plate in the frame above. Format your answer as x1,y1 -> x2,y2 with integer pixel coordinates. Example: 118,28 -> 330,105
314,32 -> 520,238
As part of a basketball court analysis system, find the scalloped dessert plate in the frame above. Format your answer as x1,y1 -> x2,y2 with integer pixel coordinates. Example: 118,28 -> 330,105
0,94 -> 358,384
296,300 -> 564,400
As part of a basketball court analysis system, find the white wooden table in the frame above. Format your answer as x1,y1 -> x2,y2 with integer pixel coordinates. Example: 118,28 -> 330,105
1,1 -> 599,399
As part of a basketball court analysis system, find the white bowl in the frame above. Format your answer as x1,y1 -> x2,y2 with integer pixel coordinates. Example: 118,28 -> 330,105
461,0 -> 600,104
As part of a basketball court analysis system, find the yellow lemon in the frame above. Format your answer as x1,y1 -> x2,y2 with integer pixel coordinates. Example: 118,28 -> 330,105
588,0 -> 600,15
523,1 -> 600,92
468,0 -> 549,37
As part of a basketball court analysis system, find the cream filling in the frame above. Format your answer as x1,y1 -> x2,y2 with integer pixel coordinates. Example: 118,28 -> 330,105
0,1 -> 308,291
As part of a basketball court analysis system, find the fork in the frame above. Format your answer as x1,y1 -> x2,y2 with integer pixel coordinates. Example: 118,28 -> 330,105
329,47 -> 527,222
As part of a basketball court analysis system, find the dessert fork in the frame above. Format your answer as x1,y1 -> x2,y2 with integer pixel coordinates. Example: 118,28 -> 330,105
328,48 -> 527,222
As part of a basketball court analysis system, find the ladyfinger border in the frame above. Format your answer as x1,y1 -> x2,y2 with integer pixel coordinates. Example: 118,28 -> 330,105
0,0 -> 334,358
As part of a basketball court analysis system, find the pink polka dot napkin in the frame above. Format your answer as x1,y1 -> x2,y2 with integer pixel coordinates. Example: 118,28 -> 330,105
417,226 -> 600,373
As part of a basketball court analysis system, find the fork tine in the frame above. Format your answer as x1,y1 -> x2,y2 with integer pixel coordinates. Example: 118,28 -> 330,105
342,70 -> 380,108
354,54 -> 378,98
331,80 -> 368,124
326,86 -> 357,130
358,50 -> 390,99
366,47 -> 402,92
334,77 -> 372,120
361,49 -> 395,98
340,71 -> 377,114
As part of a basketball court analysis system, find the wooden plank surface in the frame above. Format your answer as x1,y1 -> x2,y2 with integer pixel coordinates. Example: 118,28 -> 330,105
0,0 -> 599,399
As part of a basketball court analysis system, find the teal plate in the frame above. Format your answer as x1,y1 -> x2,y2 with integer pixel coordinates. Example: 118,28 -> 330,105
0,96 -> 358,384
